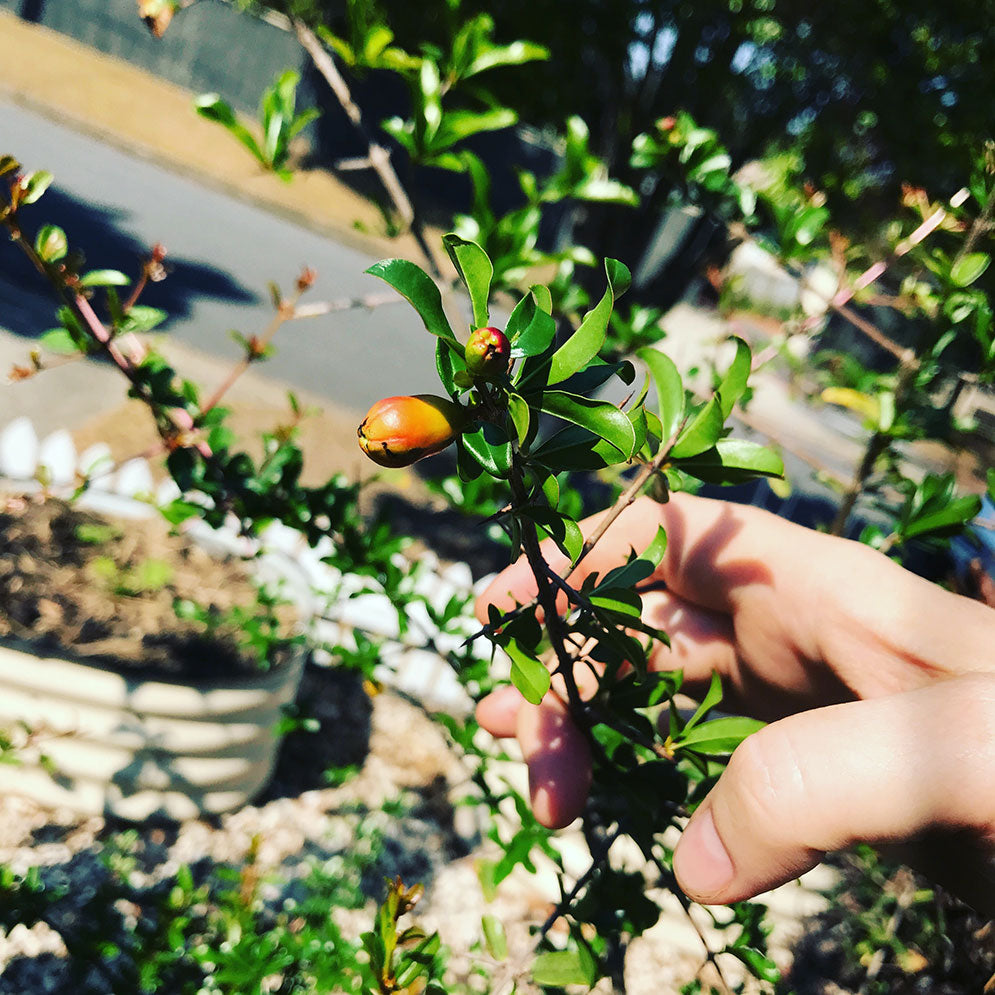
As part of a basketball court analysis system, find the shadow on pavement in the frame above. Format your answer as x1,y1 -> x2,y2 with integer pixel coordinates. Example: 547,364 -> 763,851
0,184 -> 256,337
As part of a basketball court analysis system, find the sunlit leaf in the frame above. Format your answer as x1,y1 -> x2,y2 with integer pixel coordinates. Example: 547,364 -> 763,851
717,337 -> 751,419
507,640 -> 550,705
443,233 -> 492,329
637,347 -> 684,442
365,258 -> 459,350
669,396 -> 723,459
673,715 -> 765,755
525,506 -> 583,561
951,252 -> 990,288
539,391 -> 636,458
548,258 -> 630,384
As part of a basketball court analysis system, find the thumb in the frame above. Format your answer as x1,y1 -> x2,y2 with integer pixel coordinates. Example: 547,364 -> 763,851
672,675 -> 995,907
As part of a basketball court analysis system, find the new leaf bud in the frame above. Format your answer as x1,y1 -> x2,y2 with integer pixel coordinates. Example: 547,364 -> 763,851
357,394 -> 466,468
464,326 -> 510,380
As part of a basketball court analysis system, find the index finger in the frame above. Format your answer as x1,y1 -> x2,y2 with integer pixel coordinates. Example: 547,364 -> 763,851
476,491 -> 788,623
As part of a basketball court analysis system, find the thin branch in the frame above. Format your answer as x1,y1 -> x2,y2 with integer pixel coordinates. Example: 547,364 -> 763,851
567,417 -> 685,580
291,17 -> 446,280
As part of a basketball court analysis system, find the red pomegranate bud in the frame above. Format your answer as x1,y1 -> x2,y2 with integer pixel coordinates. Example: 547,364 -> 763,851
464,326 -> 511,379
357,395 -> 466,468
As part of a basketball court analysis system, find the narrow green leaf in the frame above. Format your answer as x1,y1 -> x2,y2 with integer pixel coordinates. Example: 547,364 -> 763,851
590,587 -> 643,618
548,258 -> 630,384
433,108 -> 517,149
673,715 -> 764,755
436,336 -> 467,395
78,269 -> 131,288
951,252 -> 991,288
728,946 -> 781,984
717,337 -> 751,419
683,671 -> 723,733
669,396 -> 723,459
461,422 -> 513,476
903,494 -> 983,539
637,347 -> 684,442
507,641 -> 550,705
508,393 -> 531,445
597,526 -> 667,590
539,391 -> 636,458
530,283 -> 553,314
523,505 -> 583,561
365,258 -> 459,349
538,470 -> 560,507
465,40 -> 549,77
443,234 -> 492,328
674,439 -> 785,484
194,94 -> 265,163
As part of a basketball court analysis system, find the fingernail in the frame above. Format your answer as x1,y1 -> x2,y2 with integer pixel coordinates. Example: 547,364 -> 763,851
673,808 -> 734,899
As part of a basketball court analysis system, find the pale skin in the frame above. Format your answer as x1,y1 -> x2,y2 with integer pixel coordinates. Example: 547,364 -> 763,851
475,493 -> 995,916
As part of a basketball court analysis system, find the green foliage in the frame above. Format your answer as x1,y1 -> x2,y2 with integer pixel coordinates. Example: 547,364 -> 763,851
365,234 -> 784,989
195,69 -> 319,180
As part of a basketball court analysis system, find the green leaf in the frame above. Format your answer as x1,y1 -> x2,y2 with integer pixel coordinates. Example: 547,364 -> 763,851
717,337 -> 751,419
509,301 -> 557,359
523,506 -> 583,561
530,283 -> 553,314
508,393 -> 531,445
548,258 -> 630,384
683,671 -> 723,733
728,946 -> 781,984
673,716 -> 764,755
637,347 -> 684,442
597,526 -> 668,590
903,494 -> 982,539
194,93 -> 265,164
78,269 -> 131,288
461,422 -> 513,477
465,40 -> 549,77
670,397 -> 723,459
365,258 -> 459,350
539,391 -> 636,458
443,234 -> 492,328
433,108 -> 518,150
590,587 -> 642,618
481,915 -> 507,961
39,329 -> 79,355
436,336 -> 467,395
122,305 -> 168,333
674,439 -> 785,484
951,252 -> 991,288
507,640 -> 550,705
35,224 -> 67,263
531,949 -> 596,988
531,426 -> 616,471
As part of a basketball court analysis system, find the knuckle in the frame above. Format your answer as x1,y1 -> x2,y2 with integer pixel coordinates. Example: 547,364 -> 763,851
725,721 -> 809,836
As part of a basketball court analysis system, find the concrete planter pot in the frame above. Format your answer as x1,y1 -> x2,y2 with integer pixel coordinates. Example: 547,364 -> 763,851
0,639 -> 306,821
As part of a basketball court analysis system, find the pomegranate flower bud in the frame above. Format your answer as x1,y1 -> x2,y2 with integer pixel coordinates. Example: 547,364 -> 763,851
464,326 -> 511,380
357,394 -> 466,468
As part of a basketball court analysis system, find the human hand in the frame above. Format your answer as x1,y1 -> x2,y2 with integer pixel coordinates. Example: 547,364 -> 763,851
475,493 -> 995,914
